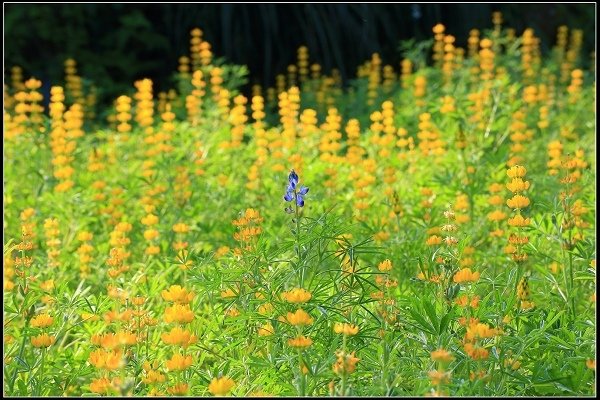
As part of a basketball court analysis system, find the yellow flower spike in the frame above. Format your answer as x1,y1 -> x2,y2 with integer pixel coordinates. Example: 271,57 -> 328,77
115,222 -> 132,233
31,333 -> 55,348
285,309 -> 313,326
428,370 -> 451,385
131,296 -> 145,306
507,214 -> 531,227
165,353 -> 193,371
487,210 -> 507,222
281,288 -> 312,303
431,348 -> 455,363
142,369 -> 166,384
89,377 -> 113,394
166,382 -> 189,395
161,326 -> 197,347
161,285 -> 195,303
426,235 -> 443,246
432,23 -> 445,34
453,268 -> 480,284
88,349 -> 123,370
172,222 -> 190,233
378,259 -> 392,272
506,194 -> 530,209
20,207 -> 36,221
333,322 -> 359,336
143,229 -> 159,241
287,335 -> 313,348
465,322 -> 497,341
30,314 -> 54,328
463,342 -> 489,360
332,350 -> 360,375
506,178 -> 530,193
208,376 -> 235,396
163,304 -> 194,324
507,165 -> 527,178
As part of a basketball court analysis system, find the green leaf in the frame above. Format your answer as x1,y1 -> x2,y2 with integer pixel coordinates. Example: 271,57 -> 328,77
439,306 -> 455,334
422,299 -> 439,333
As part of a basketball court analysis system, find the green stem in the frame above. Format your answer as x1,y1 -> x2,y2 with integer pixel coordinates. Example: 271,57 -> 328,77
294,194 -> 303,287
381,322 -> 389,395
514,265 -> 524,333
9,325 -> 28,393
37,348 -> 46,395
561,181 -> 575,322
341,334 -> 347,396
567,229 -> 575,322
297,348 -> 305,397
10,253 -> 30,394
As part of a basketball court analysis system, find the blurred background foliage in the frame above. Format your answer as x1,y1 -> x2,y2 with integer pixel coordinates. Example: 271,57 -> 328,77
4,3 -> 595,105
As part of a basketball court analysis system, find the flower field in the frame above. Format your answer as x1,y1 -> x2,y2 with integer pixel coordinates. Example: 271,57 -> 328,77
3,15 -> 597,397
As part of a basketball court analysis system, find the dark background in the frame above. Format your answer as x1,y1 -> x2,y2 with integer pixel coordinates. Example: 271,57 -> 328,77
4,3 -> 596,105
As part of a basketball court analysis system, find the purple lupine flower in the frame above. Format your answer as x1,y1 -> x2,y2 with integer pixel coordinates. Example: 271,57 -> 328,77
283,169 -> 309,209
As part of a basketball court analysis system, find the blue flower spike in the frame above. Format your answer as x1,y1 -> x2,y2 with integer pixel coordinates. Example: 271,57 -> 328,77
289,170 -> 299,189
283,169 -> 308,209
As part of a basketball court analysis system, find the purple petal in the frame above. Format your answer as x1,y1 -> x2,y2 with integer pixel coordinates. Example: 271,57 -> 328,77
296,195 -> 305,207
289,170 -> 299,187
284,191 -> 293,202
299,186 -> 309,195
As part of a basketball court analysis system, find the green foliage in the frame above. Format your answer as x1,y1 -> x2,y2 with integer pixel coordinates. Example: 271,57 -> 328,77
3,12 -> 597,397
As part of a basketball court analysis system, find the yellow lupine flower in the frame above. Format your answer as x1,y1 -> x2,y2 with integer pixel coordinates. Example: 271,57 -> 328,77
508,214 -> 531,227
88,349 -> 123,370
164,304 -> 194,324
31,333 -> 55,348
288,335 -> 313,348
453,268 -> 480,283
281,288 -> 312,303
431,348 -> 454,363
487,210 -> 507,221
463,342 -> 489,360
173,222 -> 190,233
465,322 -> 497,341
507,165 -> 527,178
165,353 -> 193,371
208,376 -> 235,396
167,383 -> 189,395
77,231 -> 93,241
332,350 -> 360,375
426,235 -> 443,246
506,195 -> 530,209
143,229 -> 159,241
506,178 -> 530,193
30,314 -> 53,328
333,322 -> 359,336
89,377 -> 113,394
141,214 -> 159,226
378,259 -> 392,272
428,370 -> 451,385
161,326 -> 197,347
161,285 -> 195,303
285,309 -> 313,326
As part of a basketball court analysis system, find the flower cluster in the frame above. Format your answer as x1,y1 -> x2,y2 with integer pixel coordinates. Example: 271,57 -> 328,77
284,169 -> 309,210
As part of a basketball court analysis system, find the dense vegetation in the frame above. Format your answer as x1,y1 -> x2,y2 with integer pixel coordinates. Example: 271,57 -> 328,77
3,12 -> 596,397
